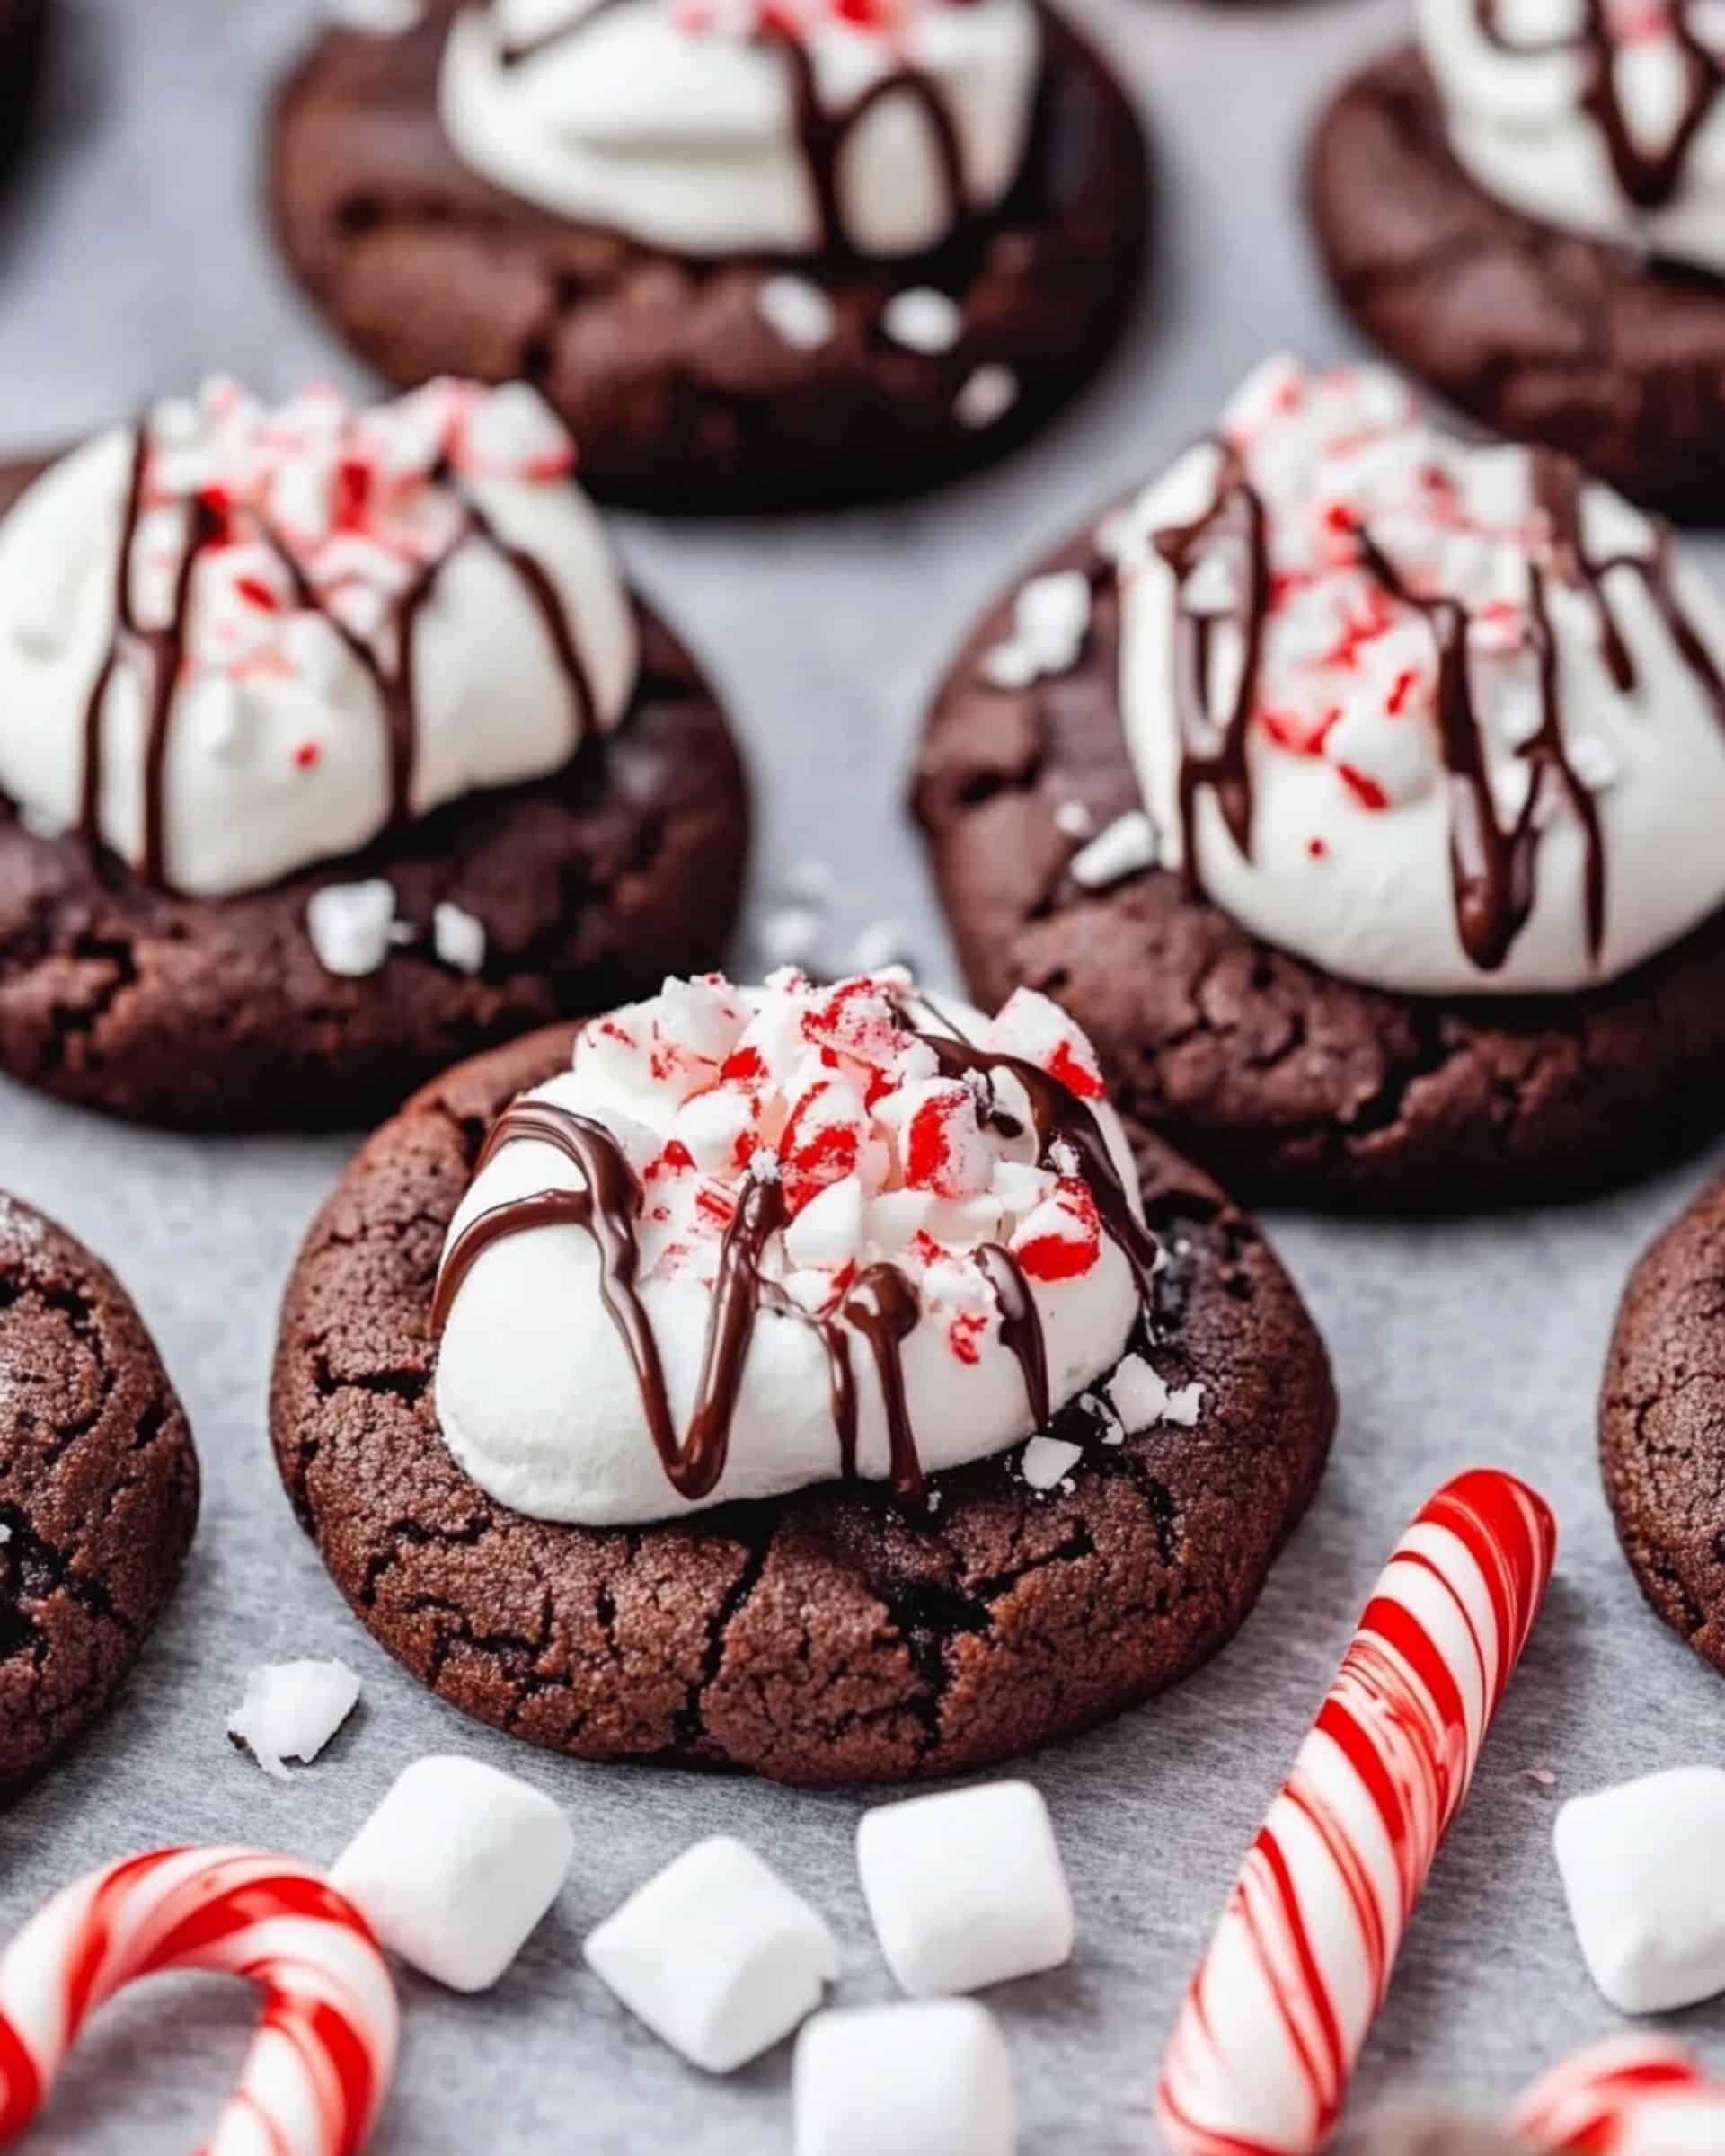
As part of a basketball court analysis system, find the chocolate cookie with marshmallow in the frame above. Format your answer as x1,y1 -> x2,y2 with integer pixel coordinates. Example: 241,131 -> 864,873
0,376 -> 748,1128
916,356 -> 1725,1208
270,967 -> 1334,1784
1312,6 -> 1725,519
266,0 -> 1149,512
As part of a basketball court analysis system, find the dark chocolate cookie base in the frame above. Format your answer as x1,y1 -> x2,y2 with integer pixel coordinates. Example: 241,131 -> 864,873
913,509 -> 1725,1210
0,1193 -> 199,1800
267,1 -> 1151,514
0,0 -> 47,186
1603,1176 -> 1725,1681
1310,46 -> 1725,524
270,1024 -> 1334,1787
0,457 -> 750,1132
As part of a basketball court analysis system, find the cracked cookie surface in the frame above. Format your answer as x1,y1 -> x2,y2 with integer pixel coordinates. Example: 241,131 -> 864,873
0,1191 -> 199,1799
270,1023 -> 1335,1785
913,513 -> 1725,1210
265,0 -> 1150,514
0,456 -> 750,1131
1602,1175 -> 1725,1680
1309,47 -> 1725,523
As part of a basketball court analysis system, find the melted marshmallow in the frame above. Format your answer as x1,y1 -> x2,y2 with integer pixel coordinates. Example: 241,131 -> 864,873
434,969 -> 1146,1525
1419,0 -> 1725,273
1112,356 -> 1725,997
438,0 -> 1040,259
0,377 -> 637,898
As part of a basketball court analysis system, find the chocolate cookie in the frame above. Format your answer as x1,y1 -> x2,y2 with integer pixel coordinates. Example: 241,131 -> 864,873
1309,47 -> 1725,524
0,1192 -> 199,1799
266,1 -> 1150,514
270,1023 -> 1334,1787
913,510 -> 1725,1211
0,455 -> 750,1131
1602,1173 -> 1725,1678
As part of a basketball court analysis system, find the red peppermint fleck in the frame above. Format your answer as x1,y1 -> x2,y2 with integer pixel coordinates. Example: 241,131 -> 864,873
598,1019 -> 636,1047
911,1230 -> 946,1269
1045,1038 -> 1104,1102
292,740 -> 321,772
721,1046 -> 765,1083
1384,667 -> 1420,718
332,456 -> 372,533
948,1312 -> 986,1366
657,1140 -> 695,1174
696,1185 -> 737,1227
234,575 -> 280,613
1014,1180 -> 1102,1283
1323,501 -> 1356,535
1308,835 -> 1328,861
1337,764 -> 1389,812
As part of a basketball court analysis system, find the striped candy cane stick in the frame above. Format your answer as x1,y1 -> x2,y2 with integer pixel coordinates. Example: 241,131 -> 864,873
1513,2036 -> 1725,2154
0,1848 -> 399,2155
1158,1469 -> 1558,2156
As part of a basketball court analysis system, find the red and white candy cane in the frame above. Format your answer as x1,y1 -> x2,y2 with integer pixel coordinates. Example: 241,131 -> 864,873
1158,1469 -> 1558,2156
0,1847 -> 399,2155
1513,2036 -> 1725,2154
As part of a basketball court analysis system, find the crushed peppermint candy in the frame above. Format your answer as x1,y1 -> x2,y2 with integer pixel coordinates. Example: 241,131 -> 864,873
1069,811 -> 1157,891
756,275 -> 836,351
982,570 -> 1092,690
433,901 -> 487,976
571,973 -> 1122,1363
954,365 -> 1020,431
1110,1352 -> 1204,1431
881,288 -> 965,355
227,1658 -> 361,1780
1021,1436 -> 1085,1491
306,879 -> 398,978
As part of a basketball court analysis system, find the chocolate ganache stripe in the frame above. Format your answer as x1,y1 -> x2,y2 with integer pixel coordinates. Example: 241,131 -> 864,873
78,424 -> 597,889
486,0 -> 969,258
1156,443 -> 1725,975
432,1026 -> 1160,1506
1475,0 -> 1724,213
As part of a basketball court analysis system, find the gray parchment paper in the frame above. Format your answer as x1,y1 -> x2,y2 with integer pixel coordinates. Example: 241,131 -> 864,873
0,1 -> 1721,2148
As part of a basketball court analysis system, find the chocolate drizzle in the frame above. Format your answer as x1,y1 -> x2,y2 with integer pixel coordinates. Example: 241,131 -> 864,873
432,1021 -> 1160,1508
487,0 -> 971,258
1474,0 -> 1725,213
80,428 -> 597,890
1159,438 -> 1725,976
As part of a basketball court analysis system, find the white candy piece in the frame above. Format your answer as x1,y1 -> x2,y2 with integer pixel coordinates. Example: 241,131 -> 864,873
1554,1767 -> 1725,2014
331,1755 -> 573,1993
1021,1436 -> 1084,1493
882,288 -> 965,355
954,366 -> 1019,431
794,2001 -> 1017,2156
1070,811 -> 1157,891
306,879 -> 397,979
857,1781 -> 1075,1998
585,1836 -> 837,2073
1109,1352 -> 1203,1432
226,1658 -> 359,1780
433,901 -> 487,976
758,276 -> 836,352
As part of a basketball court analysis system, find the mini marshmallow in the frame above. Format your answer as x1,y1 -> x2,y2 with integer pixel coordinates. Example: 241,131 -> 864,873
432,900 -> 486,976
331,1755 -> 573,1993
1554,1767 -> 1725,2013
306,879 -> 397,978
758,276 -> 836,351
226,1658 -> 359,1780
794,2001 -> 1017,2156
1069,810 -> 1158,891
584,1836 -> 836,2073
857,1780 -> 1075,1998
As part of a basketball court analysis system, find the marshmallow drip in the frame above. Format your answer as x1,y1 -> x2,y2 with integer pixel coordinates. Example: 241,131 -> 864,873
439,0 -> 1040,260
1419,0 -> 1725,273
432,971 -> 1159,1525
0,377 -> 638,897
1114,358 -> 1725,996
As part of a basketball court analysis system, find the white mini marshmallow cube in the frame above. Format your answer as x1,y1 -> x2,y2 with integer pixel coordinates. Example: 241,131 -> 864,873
794,2001 -> 1017,2156
857,1780 -> 1075,1997
584,1836 -> 836,2072
330,1754 -> 573,1993
1554,1767 -> 1725,2013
